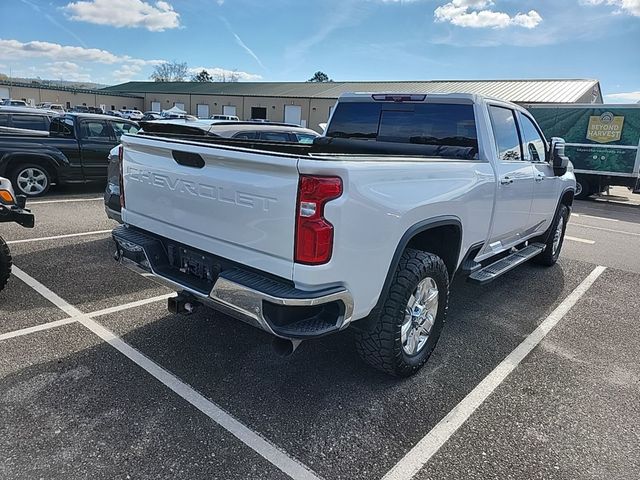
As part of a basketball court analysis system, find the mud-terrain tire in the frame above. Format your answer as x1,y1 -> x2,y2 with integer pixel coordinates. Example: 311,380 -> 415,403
533,204 -> 569,267
355,248 -> 449,377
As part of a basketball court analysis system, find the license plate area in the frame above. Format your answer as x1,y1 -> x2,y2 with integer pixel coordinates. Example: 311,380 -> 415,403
166,243 -> 220,286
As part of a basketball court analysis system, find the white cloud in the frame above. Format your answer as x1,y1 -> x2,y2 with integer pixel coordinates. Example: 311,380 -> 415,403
605,91 -> 640,103
434,0 -> 542,29
189,67 -> 262,81
0,39 -> 163,66
581,0 -> 640,16
113,64 -> 144,82
44,61 -> 92,82
64,0 -> 181,31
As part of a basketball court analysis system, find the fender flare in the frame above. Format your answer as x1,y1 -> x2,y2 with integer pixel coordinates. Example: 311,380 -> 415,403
0,152 -> 63,177
365,216 -> 463,322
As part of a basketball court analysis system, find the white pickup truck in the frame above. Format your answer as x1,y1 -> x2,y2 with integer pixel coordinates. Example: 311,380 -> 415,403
112,93 -> 575,376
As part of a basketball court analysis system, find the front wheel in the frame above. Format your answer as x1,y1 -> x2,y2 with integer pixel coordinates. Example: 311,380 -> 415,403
0,236 -> 12,292
355,249 -> 449,377
11,164 -> 52,197
533,204 -> 569,267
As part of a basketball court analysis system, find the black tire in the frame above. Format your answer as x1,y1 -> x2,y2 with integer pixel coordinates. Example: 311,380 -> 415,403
0,236 -> 12,292
575,176 -> 592,200
533,204 -> 569,267
10,163 -> 53,197
354,248 -> 449,377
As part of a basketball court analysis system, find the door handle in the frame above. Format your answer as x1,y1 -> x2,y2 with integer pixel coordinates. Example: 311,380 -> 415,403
535,173 -> 545,182
500,176 -> 514,185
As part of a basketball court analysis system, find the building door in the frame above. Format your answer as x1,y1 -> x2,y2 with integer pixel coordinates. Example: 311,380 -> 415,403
174,102 -> 185,111
251,106 -> 267,120
284,105 -> 302,125
151,101 -> 161,112
197,104 -> 209,118
223,105 -> 237,117
0,87 -> 9,99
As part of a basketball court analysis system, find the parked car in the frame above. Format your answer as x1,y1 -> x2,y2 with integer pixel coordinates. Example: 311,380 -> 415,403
0,107 -> 55,135
0,113 -> 139,196
36,103 -> 65,114
88,106 -> 105,115
142,111 -> 162,121
106,110 -> 124,117
210,114 -> 240,121
0,177 -> 35,292
71,105 -> 90,113
112,92 -> 575,376
121,109 -> 144,121
1,99 -> 29,107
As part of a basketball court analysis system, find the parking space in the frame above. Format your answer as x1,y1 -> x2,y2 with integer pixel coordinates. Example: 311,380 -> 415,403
1,194 -> 639,480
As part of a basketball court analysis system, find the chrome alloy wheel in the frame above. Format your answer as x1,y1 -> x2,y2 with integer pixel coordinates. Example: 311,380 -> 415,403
401,277 -> 439,356
17,167 -> 48,195
552,215 -> 564,256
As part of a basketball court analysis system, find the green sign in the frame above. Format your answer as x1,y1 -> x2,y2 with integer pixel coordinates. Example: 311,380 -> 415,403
528,106 -> 640,174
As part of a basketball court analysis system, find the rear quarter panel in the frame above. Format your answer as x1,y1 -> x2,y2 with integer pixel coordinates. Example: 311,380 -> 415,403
295,156 -> 495,320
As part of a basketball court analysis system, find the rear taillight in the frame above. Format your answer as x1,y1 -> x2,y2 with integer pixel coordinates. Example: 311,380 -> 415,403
295,175 -> 342,265
118,145 -> 125,209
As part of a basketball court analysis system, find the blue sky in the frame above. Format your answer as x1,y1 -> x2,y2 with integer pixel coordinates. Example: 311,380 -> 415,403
0,0 -> 638,102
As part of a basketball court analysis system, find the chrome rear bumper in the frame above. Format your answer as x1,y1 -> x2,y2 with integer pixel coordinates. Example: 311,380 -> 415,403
112,225 -> 353,339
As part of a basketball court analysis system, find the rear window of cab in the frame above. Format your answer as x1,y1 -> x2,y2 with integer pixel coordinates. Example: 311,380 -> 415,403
326,102 -> 478,158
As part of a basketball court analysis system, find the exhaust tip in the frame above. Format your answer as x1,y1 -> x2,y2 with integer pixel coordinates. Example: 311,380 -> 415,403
271,338 -> 301,357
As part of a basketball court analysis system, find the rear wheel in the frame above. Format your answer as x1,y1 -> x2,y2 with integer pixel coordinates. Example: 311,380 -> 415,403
11,164 -> 52,197
533,204 -> 569,267
354,248 -> 449,377
0,236 -> 12,292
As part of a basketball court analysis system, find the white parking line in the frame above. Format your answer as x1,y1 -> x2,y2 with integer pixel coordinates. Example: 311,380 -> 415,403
569,223 -> 640,237
10,266 -> 322,480
0,318 -> 77,341
565,236 -> 595,245
0,293 -> 174,342
29,197 -> 103,205
382,265 -> 606,480
572,213 -> 618,222
6,230 -> 112,245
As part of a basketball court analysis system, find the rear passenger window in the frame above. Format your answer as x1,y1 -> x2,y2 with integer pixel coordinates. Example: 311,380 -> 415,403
519,114 -> 547,163
12,114 -> 48,131
81,120 -> 110,140
50,117 -> 75,137
489,106 -> 522,161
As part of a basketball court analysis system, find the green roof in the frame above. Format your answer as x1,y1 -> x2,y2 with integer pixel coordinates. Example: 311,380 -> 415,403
0,79 -> 142,98
103,79 -> 602,103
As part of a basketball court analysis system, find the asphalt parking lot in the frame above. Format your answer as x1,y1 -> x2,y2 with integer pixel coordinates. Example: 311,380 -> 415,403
1,187 -> 639,480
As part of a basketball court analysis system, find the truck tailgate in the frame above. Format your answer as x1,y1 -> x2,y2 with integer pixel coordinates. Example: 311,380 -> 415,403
120,135 -> 299,280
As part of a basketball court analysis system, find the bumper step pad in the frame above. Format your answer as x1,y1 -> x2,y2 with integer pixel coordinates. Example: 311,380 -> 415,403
468,243 -> 545,285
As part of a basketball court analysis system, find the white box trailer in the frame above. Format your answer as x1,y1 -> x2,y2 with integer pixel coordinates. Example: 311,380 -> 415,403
527,104 -> 640,199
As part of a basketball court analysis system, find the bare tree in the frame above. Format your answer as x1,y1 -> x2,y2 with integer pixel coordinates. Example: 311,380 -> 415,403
150,61 -> 189,82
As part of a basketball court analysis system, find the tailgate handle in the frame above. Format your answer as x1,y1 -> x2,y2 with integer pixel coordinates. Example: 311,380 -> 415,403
172,150 -> 205,168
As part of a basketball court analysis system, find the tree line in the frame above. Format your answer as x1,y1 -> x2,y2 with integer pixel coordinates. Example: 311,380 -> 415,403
150,62 -> 332,83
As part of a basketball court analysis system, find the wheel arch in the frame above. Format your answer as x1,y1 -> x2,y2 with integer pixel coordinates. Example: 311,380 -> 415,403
356,216 -> 462,332
1,154 -> 59,182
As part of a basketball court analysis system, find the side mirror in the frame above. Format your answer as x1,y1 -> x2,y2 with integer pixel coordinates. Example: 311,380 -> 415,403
550,137 -> 569,176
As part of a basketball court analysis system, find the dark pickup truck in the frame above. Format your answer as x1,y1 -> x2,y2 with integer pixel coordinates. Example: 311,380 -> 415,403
0,113 -> 139,196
